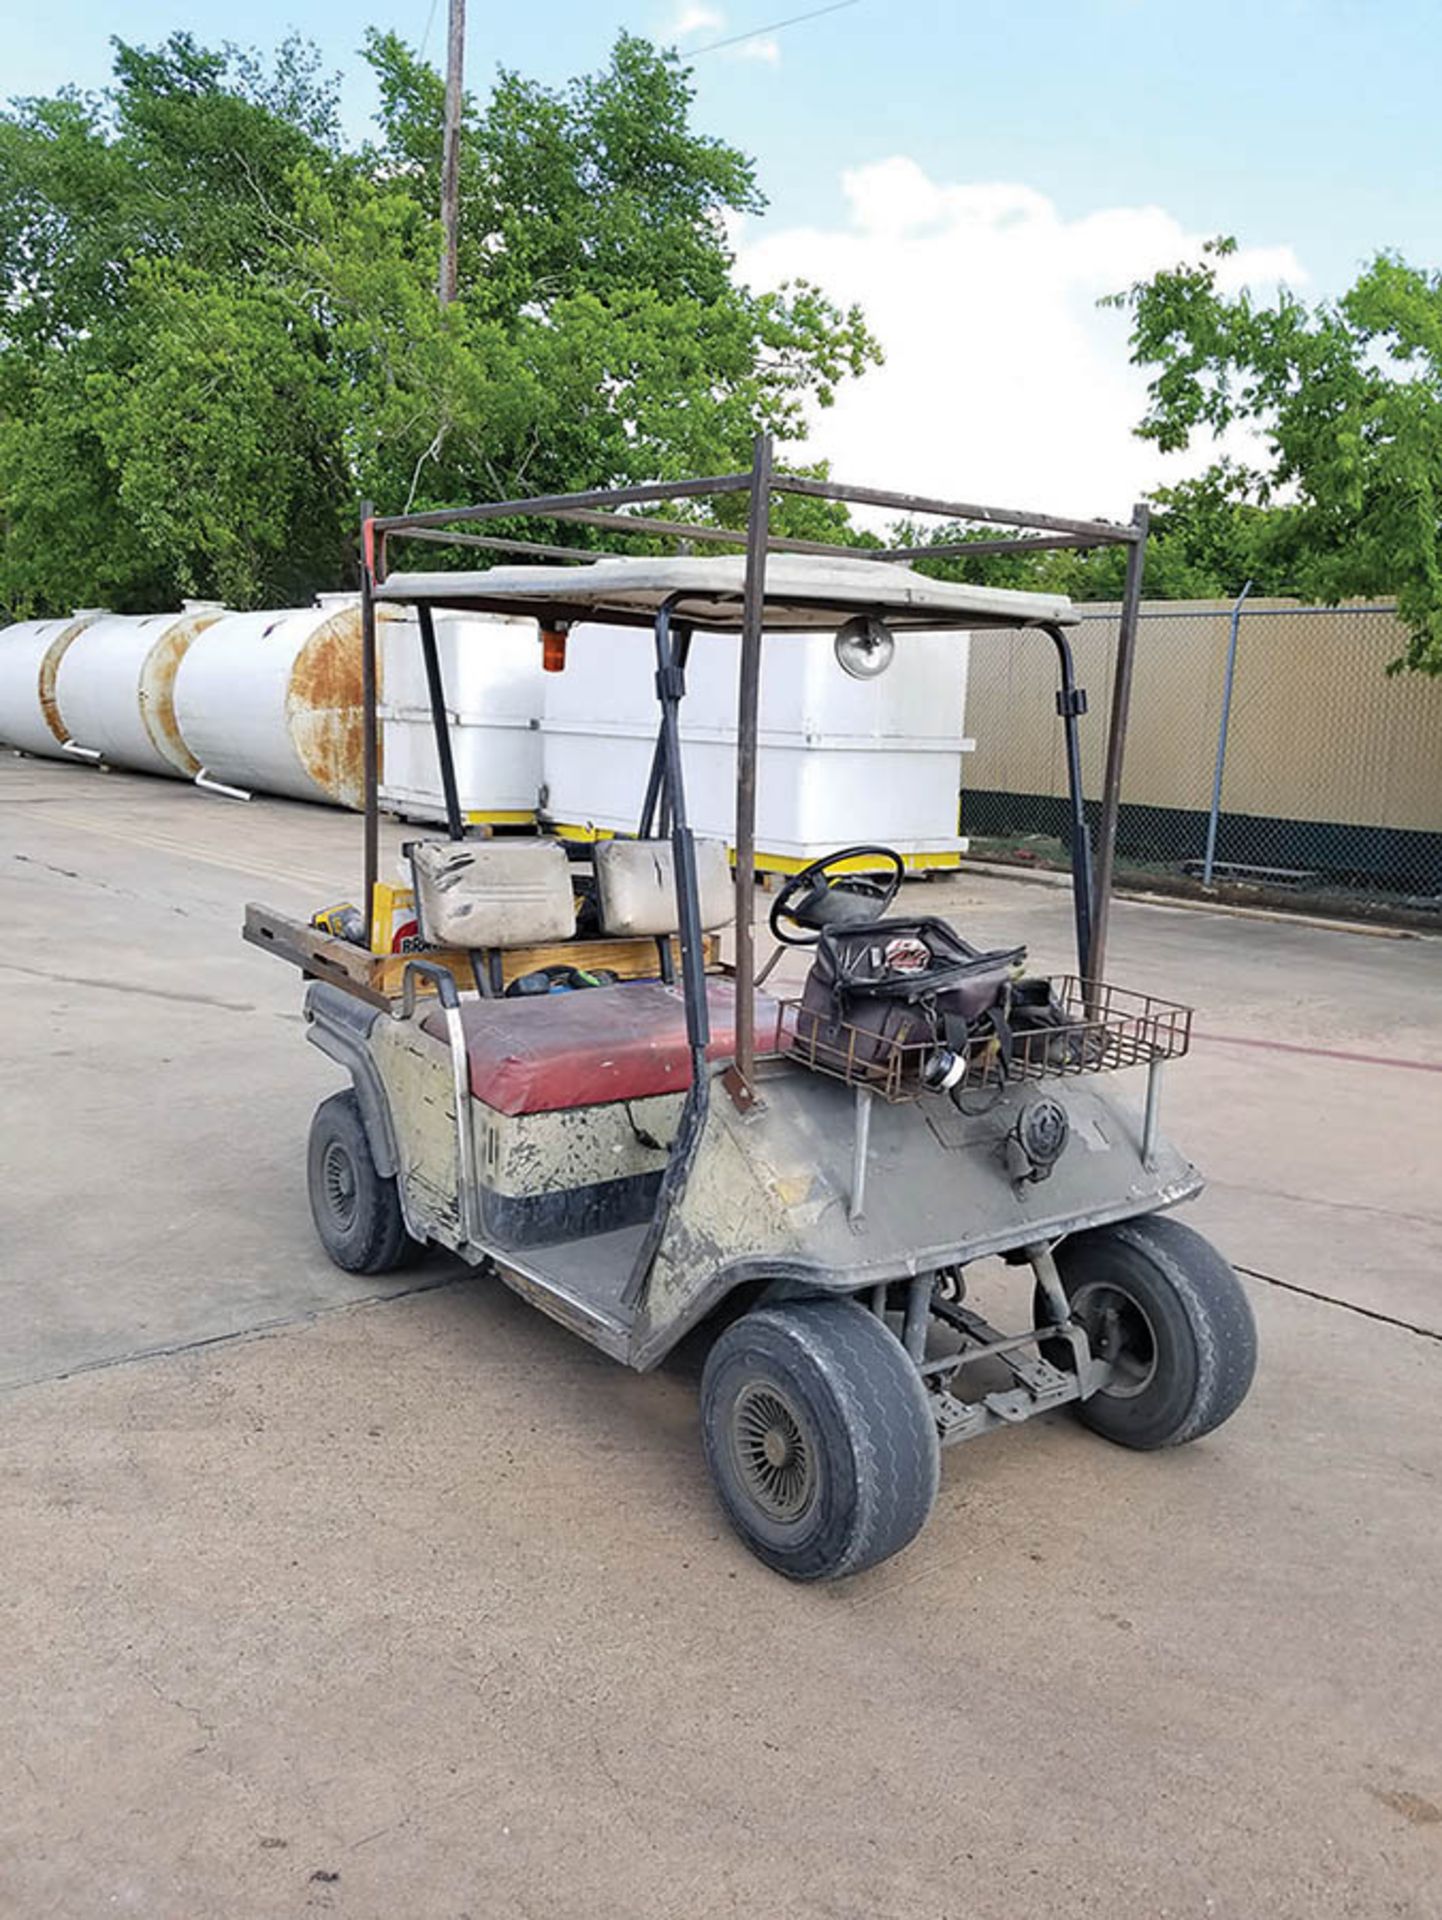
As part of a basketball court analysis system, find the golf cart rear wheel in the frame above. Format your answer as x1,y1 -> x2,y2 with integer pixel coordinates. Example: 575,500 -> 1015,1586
307,1090 -> 420,1275
1040,1214 -> 1257,1450
701,1300 -> 940,1582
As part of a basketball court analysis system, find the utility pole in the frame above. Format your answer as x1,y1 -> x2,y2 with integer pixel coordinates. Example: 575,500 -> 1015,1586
438,0 -> 465,306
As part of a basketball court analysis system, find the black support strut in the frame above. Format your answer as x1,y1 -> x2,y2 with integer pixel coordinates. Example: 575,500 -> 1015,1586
1044,621 -> 1094,977
417,602 -> 465,843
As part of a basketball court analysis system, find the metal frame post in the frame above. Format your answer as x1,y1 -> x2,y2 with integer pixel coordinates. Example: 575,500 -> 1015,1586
729,432 -> 774,1107
619,599 -> 713,1314
1087,502 -> 1149,985
1045,622 -> 1094,977
1201,580 -> 1252,887
360,502 -> 381,948
638,623 -> 692,838
1141,1058 -> 1164,1170
417,603 -> 465,842
653,600 -> 711,1078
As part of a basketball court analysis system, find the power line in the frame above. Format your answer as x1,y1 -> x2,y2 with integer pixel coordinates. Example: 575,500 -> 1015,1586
418,0 -> 441,61
689,0 -> 861,59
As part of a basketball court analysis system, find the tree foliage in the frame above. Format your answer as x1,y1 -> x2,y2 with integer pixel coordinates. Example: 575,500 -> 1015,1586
0,31 -> 878,613
1105,238 -> 1442,671
888,463 -> 1274,604
899,241 -> 1442,647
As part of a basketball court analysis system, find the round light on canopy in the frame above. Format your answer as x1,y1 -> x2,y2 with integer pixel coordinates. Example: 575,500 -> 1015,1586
834,614 -> 896,680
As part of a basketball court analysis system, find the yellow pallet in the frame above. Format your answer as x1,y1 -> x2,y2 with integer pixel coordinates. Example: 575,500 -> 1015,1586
547,823 -> 961,877
751,848 -> 962,877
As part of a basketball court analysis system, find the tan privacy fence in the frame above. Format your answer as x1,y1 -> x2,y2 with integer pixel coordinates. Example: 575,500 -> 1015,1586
962,599 -> 1442,906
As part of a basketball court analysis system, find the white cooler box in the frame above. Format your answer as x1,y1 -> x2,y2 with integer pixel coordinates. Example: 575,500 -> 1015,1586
540,623 -> 972,864
380,609 -> 543,822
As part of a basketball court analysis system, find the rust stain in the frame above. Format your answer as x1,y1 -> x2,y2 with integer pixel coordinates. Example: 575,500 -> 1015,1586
138,608 -> 222,776
38,614 -> 100,746
1370,1786 -> 1442,1828
287,605 -> 368,808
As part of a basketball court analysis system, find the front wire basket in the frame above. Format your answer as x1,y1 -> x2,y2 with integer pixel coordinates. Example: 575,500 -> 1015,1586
779,976 -> 1193,1102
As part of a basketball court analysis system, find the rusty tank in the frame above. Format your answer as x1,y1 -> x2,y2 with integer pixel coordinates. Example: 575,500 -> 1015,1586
171,596 -> 368,807
0,610 -> 107,760
53,604 -> 225,778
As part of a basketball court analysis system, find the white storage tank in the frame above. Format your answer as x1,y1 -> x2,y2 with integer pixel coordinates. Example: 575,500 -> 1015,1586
173,596 -> 367,806
0,610 -> 106,760
380,608 -> 543,823
540,623 -> 972,865
54,604 -> 224,778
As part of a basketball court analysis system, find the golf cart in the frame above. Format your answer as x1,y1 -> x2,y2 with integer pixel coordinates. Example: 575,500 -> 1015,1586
246,443 -> 1256,1582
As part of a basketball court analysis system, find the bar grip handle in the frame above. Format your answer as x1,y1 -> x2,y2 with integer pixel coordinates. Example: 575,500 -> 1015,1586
398,958 -> 461,1015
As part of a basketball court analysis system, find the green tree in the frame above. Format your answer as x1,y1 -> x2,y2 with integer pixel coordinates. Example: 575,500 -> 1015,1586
0,33 -> 357,608
1106,238 -> 1442,669
0,31 -> 877,614
887,465 -> 1271,603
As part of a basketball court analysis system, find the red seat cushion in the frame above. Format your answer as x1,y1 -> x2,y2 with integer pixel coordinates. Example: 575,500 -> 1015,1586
420,979 -> 784,1116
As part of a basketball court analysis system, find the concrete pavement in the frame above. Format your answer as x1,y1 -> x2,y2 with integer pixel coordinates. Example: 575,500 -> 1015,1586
2,755 -> 1440,1918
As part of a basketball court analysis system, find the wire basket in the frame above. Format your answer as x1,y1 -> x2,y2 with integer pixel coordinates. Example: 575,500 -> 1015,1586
780,977 -> 1193,1101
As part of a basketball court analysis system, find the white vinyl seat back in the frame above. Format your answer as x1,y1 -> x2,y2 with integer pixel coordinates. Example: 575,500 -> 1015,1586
411,839 -> 576,948
593,837 -> 733,938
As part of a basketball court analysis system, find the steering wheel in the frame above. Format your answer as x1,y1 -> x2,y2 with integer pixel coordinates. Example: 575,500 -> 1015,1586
768,845 -> 906,948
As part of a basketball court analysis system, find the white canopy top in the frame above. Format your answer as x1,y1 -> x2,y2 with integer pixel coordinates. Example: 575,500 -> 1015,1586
375,552 -> 1078,631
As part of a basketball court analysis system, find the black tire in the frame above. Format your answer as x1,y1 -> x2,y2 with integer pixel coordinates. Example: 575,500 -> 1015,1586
1040,1214 -> 1257,1450
307,1090 -> 420,1275
700,1299 -> 940,1581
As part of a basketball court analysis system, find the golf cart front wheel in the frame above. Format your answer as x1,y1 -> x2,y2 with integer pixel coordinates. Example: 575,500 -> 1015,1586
701,1299 -> 940,1582
307,1090 -> 421,1275
1042,1214 -> 1257,1450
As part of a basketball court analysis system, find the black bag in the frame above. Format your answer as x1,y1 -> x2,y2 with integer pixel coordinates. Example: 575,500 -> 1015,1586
792,919 -> 1025,1086
1007,975 -> 1100,1071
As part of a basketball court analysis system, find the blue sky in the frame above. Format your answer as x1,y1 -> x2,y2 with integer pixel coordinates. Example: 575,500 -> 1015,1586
6,0 -> 1439,511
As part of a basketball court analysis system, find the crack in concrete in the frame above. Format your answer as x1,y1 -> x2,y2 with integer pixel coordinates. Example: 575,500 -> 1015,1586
11,849 -> 180,913
1237,1265 -> 1442,1346
0,1272 -> 476,1397
0,959 -> 255,1012
136,1666 -> 218,1747
1211,1176 -> 1442,1233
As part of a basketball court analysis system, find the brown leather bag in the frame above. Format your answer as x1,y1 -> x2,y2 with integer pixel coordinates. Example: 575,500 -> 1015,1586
790,919 -> 1024,1087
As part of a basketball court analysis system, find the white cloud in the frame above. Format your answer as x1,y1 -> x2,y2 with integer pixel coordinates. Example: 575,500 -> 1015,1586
660,6 -> 784,64
663,2 -> 725,38
735,156 -> 1307,521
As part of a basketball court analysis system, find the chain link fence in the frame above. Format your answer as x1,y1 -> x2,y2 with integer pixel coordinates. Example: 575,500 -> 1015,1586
961,599 -> 1442,920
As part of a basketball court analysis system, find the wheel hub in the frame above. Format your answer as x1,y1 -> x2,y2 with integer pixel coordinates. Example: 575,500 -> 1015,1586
322,1140 -> 358,1227
1071,1280 -> 1158,1398
731,1381 -> 817,1524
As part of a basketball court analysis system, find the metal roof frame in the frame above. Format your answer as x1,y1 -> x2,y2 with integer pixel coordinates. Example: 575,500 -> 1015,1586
358,434 -> 1149,1098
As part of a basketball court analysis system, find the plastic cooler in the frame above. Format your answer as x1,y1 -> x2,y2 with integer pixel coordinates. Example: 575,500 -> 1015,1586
539,623 -> 972,865
380,608 -> 543,823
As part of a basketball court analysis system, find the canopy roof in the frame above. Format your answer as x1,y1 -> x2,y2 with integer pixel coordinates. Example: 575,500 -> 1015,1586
374,553 -> 1078,632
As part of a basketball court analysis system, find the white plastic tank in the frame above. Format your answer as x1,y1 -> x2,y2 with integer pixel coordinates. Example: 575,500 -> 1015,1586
172,596 -> 367,806
0,610 -> 106,759
54,604 -> 224,778
540,623 -> 973,861
380,608 -> 543,821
